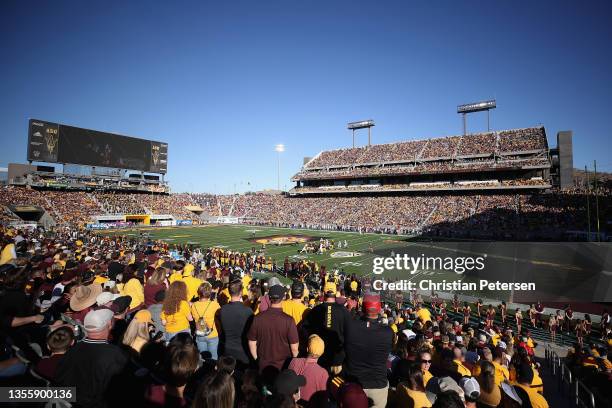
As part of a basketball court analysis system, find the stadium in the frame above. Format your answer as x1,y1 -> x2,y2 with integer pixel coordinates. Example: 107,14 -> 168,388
1,114 -> 611,407
2,3 -> 612,408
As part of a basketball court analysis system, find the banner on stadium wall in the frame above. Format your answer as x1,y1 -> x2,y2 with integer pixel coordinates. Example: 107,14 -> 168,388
177,220 -> 193,226
215,217 -> 239,224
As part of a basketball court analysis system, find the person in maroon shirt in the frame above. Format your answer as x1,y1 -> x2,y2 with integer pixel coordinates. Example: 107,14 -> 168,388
34,326 -> 75,381
288,334 -> 329,402
247,285 -> 299,373
143,267 -> 167,307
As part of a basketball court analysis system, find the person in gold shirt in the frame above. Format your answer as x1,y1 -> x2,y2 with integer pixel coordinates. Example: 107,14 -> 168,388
160,281 -> 193,342
191,282 -> 221,359
452,347 -> 472,377
396,362 -> 432,408
418,350 -> 433,386
415,304 -> 432,324
514,362 -> 549,408
492,347 -> 510,385
282,282 -> 308,325
0,238 -> 16,265
181,263 -> 202,302
120,268 -> 144,311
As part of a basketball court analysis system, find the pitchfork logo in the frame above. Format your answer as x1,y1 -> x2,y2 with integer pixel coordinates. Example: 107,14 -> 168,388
44,130 -> 58,155
151,144 -> 160,166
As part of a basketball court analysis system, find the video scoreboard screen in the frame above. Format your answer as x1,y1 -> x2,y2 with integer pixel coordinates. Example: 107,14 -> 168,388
27,119 -> 167,174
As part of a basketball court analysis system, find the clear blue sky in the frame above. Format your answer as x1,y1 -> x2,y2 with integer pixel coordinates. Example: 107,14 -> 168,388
1,0 -> 611,193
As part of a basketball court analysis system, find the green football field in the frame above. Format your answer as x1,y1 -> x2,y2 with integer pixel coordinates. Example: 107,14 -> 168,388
98,224 -> 514,301
98,224 -> 607,303
101,224 -> 392,277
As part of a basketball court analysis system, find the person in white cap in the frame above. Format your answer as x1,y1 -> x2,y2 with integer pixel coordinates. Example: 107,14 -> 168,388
459,376 -> 480,407
95,291 -> 115,308
55,308 -> 128,408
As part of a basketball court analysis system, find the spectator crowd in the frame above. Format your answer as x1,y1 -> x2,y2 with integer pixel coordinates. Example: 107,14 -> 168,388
5,223 -> 611,407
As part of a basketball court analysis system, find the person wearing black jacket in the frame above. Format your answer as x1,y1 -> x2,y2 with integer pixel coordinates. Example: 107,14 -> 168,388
344,293 -> 393,408
302,289 -> 350,373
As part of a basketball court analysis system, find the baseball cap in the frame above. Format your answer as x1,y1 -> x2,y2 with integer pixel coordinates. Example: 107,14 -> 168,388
338,383 -> 368,408
84,308 -> 114,332
501,382 -> 522,405
362,293 -> 382,316
459,377 -> 480,401
426,376 -> 464,399
291,281 -> 304,295
268,285 -> 286,300
96,291 -> 114,306
111,296 -> 132,314
274,369 -> 306,397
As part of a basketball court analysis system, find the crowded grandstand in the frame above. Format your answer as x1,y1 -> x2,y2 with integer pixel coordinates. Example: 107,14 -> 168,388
1,120 -> 610,408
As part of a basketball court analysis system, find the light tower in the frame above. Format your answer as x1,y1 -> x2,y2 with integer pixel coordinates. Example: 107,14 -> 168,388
274,144 -> 285,191
347,120 -> 375,147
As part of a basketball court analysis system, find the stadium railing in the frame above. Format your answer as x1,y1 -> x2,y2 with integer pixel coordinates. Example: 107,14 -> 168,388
545,345 -> 597,408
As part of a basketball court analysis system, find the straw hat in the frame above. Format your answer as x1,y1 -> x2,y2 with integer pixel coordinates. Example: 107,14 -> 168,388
70,284 -> 103,311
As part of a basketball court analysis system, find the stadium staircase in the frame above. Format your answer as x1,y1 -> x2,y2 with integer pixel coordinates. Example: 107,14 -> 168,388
416,140 -> 429,160
419,199 -> 441,230
43,197 -> 63,224
228,196 -> 237,217
216,200 -> 223,216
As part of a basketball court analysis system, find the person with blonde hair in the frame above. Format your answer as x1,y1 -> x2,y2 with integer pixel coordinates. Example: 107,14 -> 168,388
161,281 -> 193,341
122,310 -> 154,354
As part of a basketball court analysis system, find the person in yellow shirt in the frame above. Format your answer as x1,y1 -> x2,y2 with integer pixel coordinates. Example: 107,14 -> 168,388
181,264 -> 202,302
241,273 -> 252,298
415,304 -> 432,324
349,279 -> 358,295
418,350 -> 434,386
452,347 -> 472,377
120,270 -> 144,311
0,240 -> 16,265
191,282 -> 221,359
514,362 -> 549,408
396,362 -> 432,408
323,279 -> 336,295
491,347 -> 510,386
282,282 -> 308,325
160,281 -> 193,341
168,265 -> 184,284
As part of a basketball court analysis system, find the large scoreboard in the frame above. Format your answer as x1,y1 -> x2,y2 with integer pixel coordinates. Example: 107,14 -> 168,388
27,119 -> 167,174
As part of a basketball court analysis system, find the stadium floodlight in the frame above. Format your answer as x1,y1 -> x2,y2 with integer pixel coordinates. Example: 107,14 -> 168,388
274,144 -> 285,191
347,120 -> 375,147
456,99 -> 496,135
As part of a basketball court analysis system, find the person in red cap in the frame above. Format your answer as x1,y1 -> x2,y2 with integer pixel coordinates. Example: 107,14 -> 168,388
344,292 -> 393,408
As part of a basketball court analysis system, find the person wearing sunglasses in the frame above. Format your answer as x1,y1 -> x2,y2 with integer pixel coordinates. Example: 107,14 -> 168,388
419,350 -> 434,386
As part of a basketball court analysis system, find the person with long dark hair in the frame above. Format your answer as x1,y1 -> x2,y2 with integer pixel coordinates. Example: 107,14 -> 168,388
476,360 -> 501,407
396,361 -> 432,407
192,371 -> 235,408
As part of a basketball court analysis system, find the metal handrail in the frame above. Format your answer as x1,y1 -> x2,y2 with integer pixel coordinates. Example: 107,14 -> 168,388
575,379 -> 596,408
545,345 -> 597,408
